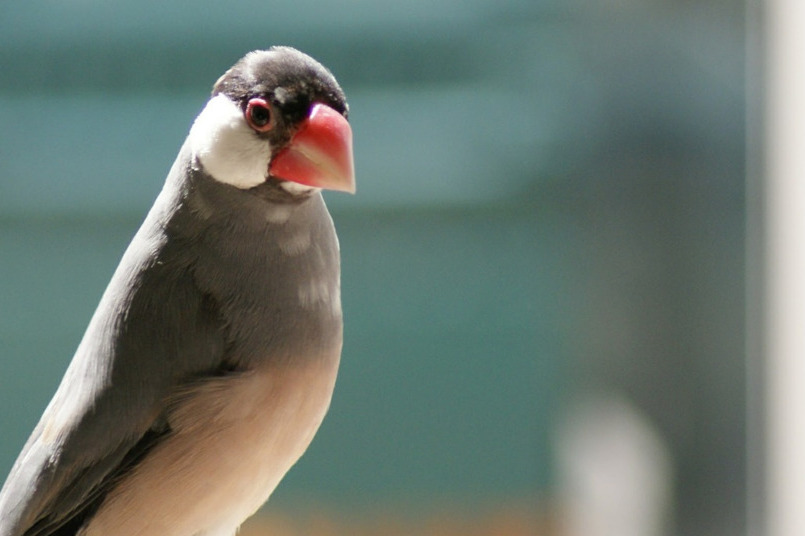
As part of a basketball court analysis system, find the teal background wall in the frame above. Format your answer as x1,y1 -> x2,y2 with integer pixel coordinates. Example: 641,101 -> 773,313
0,2 -> 747,534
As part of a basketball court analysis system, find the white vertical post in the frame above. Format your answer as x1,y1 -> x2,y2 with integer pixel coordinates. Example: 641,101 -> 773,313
766,1 -> 805,535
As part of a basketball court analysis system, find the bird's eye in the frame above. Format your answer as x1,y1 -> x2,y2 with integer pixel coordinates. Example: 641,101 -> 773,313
245,98 -> 273,132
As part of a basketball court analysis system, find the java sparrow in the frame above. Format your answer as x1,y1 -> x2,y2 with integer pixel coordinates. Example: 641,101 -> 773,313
0,46 -> 355,536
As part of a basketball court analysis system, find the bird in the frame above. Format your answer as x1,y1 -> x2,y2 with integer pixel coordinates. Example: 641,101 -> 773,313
0,46 -> 355,536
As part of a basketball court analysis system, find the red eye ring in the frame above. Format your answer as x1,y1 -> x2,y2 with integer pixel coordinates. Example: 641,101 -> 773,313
245,98 -> 273,132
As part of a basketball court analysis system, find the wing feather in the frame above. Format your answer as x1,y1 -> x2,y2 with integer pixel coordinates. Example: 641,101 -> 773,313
0,160 -> 229,536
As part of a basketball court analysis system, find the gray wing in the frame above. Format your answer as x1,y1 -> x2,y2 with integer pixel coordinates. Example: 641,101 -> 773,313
0,175 -> 228,536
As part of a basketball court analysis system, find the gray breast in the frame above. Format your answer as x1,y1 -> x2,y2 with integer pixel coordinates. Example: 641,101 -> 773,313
167,166 -> 343,369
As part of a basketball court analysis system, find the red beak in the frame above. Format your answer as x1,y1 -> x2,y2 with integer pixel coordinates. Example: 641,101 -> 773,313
269,103 -> 356,193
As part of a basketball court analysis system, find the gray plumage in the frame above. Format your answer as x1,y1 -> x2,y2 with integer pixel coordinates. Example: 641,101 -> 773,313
0,47 -> 350,536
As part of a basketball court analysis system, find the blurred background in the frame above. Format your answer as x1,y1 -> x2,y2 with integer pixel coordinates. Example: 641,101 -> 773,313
0,1 -> 750,535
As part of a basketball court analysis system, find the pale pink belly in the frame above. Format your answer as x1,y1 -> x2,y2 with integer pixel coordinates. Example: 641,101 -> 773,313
83,354 -> 339,536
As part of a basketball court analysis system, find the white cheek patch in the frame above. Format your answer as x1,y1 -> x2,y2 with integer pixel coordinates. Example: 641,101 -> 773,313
188,94 -> 272,189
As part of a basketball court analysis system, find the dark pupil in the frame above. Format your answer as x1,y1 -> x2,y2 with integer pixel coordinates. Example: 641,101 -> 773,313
251,105 -> 270,125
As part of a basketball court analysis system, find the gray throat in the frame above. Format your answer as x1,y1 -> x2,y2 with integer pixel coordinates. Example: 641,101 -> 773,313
143,146 -> 344,370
